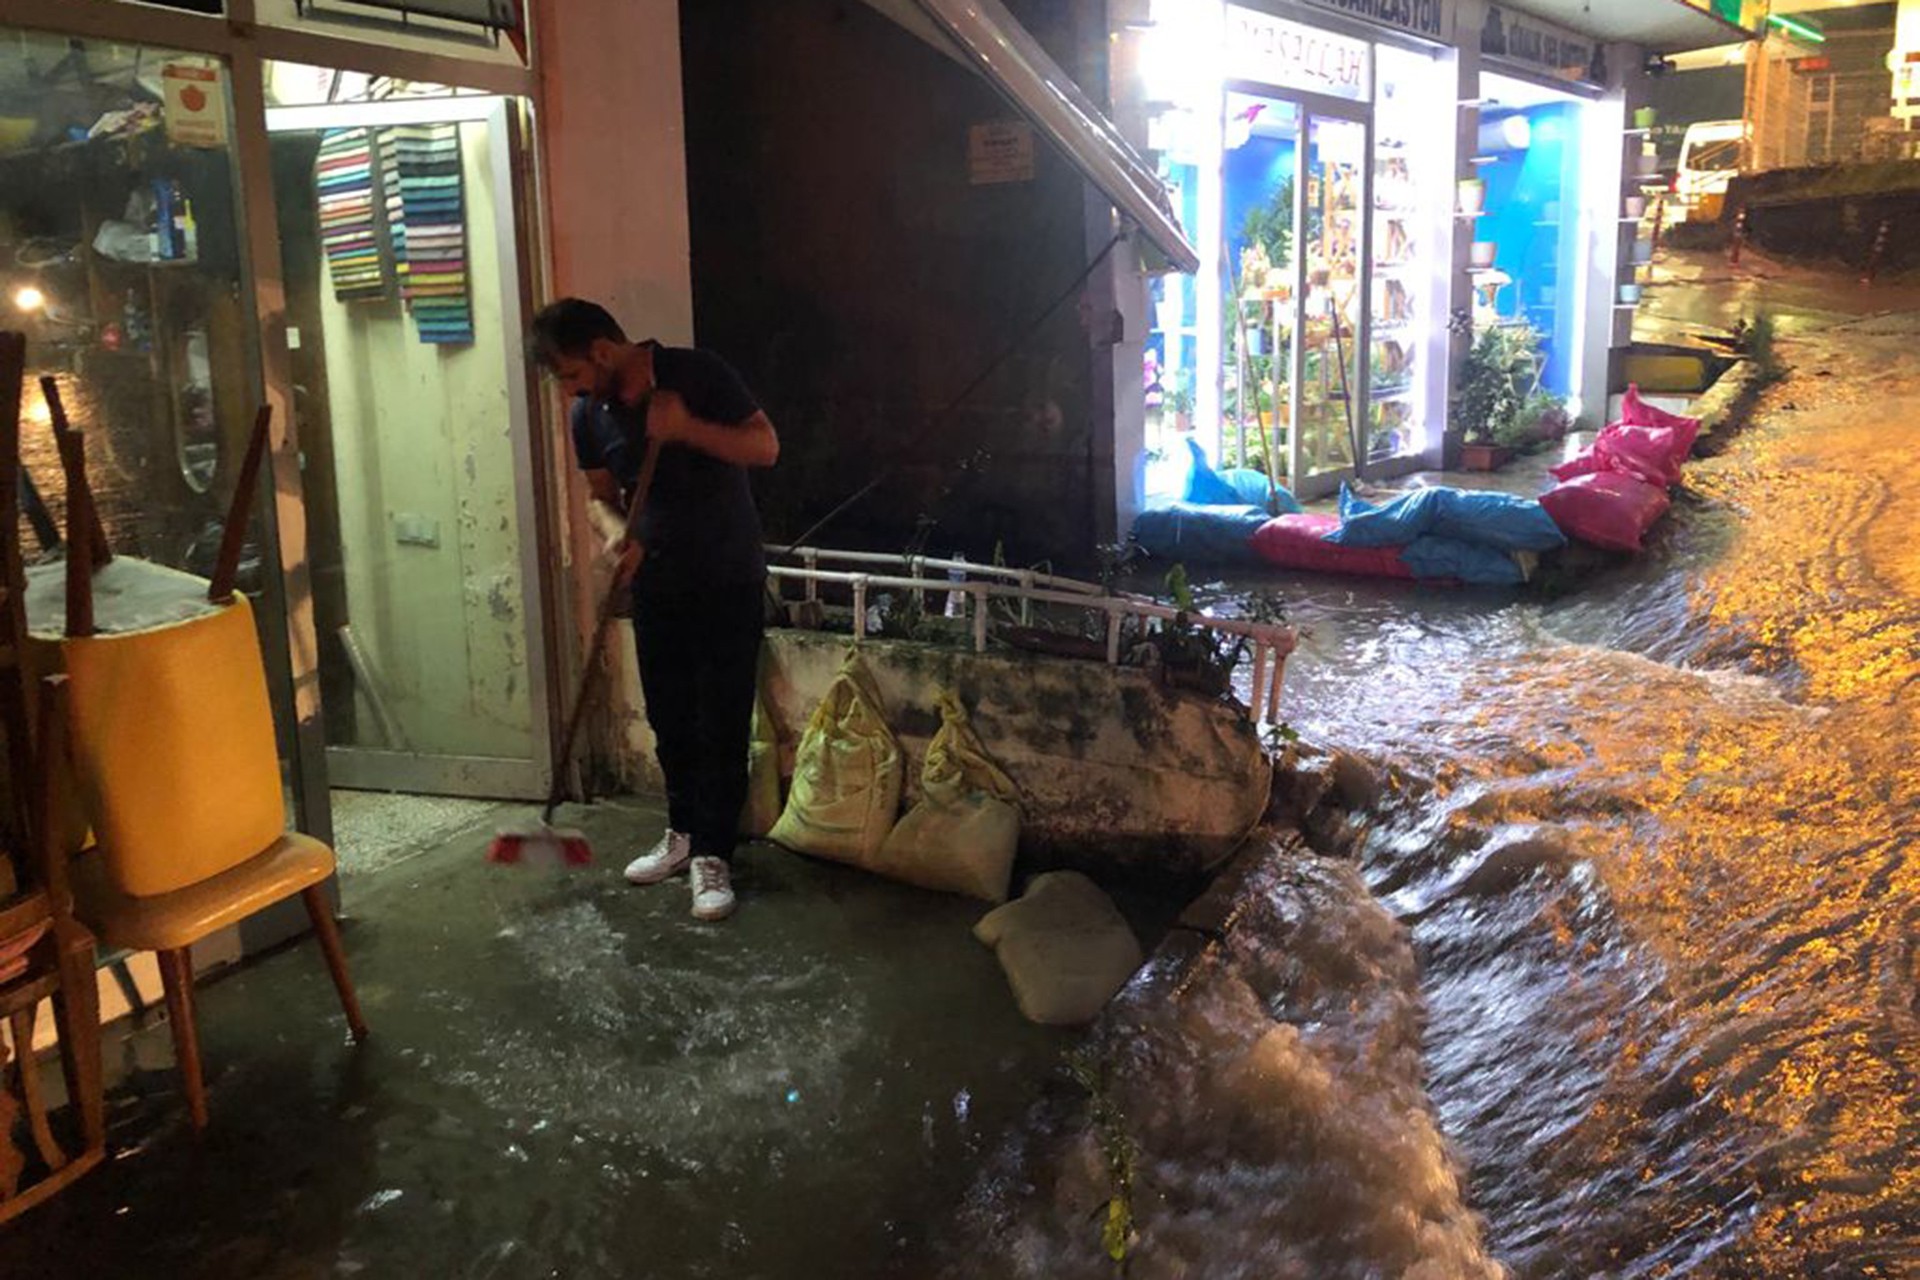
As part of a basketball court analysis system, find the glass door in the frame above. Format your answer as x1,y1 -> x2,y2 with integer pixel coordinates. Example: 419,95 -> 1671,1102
1221,93 -> 1301,488
1291,109 -> 1369,498
266,94 -> 551,799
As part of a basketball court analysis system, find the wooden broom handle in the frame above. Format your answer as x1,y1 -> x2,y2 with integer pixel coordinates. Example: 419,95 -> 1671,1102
209,404 -> 274,604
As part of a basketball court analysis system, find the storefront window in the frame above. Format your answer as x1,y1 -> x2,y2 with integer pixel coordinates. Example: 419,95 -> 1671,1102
1140,3 -> 1458,501
1474,72 -> 1594,400
1,28 -> 298,783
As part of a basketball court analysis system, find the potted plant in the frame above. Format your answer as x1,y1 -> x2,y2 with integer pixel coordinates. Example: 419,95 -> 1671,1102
1452,323 -> 1547,470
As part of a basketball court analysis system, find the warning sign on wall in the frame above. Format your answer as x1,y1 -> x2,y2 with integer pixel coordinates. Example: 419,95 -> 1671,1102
968,121 -> 1036,186
163,64 -> 228,149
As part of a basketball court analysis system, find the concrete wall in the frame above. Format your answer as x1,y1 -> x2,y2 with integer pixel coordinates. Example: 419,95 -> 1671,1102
531,0 -> 694,787
317,119 -> 530,758
678,0 -> 1106,569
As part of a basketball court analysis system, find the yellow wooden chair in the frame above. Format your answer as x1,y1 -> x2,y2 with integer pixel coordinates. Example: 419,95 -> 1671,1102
48,401 -> 366,1131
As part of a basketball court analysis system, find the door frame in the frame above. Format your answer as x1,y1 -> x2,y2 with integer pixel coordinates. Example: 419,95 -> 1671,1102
1287,95 -> 1373,501
262,96 -> 555,800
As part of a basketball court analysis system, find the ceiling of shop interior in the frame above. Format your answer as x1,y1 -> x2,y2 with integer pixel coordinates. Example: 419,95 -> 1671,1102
1498,0 -> 1750,52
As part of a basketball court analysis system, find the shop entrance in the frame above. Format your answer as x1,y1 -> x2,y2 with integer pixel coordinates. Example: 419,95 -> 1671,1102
1145,15 -> 1454,507
265,91 -> 552,803
1219,93 -> 1371,499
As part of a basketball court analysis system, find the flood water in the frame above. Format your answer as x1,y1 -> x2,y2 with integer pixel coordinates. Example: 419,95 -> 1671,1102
940,292 -> 1919,1278
1175,308 -> 1920,1277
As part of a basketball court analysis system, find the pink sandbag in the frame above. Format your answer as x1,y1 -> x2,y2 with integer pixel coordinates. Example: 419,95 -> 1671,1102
1550,448 -> 1605,482
1251,513 -> 1415,579
1621,384 -> 1702,463
1539,472 -> 1671,553
1593,424 -> 1683,487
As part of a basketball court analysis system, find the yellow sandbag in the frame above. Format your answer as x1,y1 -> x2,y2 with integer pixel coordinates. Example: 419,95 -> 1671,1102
873,691 -> 1020,902
974,871 -> 1143,1026
61,595 -> 287,897
739,692 -> 783,839
768,652 -> 902,863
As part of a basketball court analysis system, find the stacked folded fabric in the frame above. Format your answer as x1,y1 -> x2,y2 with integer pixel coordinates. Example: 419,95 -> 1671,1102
316,128 -> 390,302
383,122 -> 475,345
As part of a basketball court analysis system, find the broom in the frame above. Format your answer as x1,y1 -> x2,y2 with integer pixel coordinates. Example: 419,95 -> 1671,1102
489,435 -> 663,867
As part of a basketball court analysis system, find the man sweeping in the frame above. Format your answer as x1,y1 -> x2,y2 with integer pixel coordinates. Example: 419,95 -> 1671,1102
530,299 -> 779,921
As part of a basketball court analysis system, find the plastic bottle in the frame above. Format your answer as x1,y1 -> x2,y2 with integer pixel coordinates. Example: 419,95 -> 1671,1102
170,182 -> 192,262
180,193 -> 199,262
944,553 -> 968,619
151,178 -> 176,261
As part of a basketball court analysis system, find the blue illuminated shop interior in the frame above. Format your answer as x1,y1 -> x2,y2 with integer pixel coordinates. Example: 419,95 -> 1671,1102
1468,71 -> 1596,401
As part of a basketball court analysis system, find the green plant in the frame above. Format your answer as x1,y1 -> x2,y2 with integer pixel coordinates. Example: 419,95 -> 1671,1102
1502,387 -> 1568,449
1240,176 -> 1296,274
1453,323 -> 1556,445
1739,310 -> 1780,381
1067,1048 -> 1139,1264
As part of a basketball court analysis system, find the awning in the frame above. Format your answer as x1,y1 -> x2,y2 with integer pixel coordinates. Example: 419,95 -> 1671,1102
1497,0 -> 1754,54
862,0 -> 1200,275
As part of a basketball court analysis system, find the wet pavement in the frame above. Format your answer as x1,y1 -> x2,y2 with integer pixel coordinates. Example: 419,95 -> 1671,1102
0,799 -> 1096,1279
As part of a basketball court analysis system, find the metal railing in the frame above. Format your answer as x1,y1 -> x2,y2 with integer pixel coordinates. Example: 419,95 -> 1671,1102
767,546 -> 1297,721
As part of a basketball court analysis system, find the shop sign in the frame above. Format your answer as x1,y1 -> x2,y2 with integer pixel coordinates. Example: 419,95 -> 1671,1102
1292,0 -> 1454,45
1225,6 -> 1371,103
1481,6 -> 1599,85
162,63 -> 228,148
968,121 -> 1036,185
1791,56 -> 1833,74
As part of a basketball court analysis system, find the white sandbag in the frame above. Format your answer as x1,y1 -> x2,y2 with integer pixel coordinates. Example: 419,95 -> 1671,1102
873,691 -> 1021,902
768,652 -> 902,863
974,872 -> 1143,1026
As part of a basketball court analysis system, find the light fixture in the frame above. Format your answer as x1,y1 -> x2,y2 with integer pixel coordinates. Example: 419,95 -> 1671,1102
1767,13 -> 1826,43
12,284 -> 46,313
1502,114 -> 1532,150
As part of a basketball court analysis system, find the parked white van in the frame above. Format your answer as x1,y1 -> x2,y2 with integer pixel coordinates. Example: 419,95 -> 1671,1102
1674,121 -> 1745,224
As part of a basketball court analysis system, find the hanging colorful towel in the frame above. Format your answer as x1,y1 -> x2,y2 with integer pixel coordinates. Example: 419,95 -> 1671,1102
315,128 -> 392,302
380,122 -> 476,345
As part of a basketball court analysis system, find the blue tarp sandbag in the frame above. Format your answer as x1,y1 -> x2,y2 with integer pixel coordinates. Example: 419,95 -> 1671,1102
1182,438 -> 1245,506
1132,501 -> 1270,564
1220,467 -> 1304,513
1325,483 -> 1567,554
1400,535 -> 1527,586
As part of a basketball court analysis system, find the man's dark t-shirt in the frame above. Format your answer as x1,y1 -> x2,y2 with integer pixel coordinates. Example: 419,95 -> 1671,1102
570,342 -> 766,597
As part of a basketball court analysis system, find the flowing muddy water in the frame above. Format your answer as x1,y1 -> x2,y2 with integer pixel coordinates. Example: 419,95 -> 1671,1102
952,308 -> 1919,1278
1270,318 -> 1917,1275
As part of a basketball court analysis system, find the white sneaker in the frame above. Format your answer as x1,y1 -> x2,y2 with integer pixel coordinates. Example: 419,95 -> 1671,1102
624,830 -> 691,885
689,856 -> 736,922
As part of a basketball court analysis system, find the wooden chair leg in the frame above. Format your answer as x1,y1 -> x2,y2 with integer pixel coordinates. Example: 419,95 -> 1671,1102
156,949 -> 207,1132
52,922 -> 104,1151
302,886 -> 368,1043
8,1006 -> 67,1172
